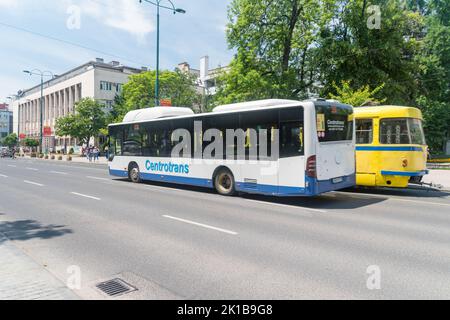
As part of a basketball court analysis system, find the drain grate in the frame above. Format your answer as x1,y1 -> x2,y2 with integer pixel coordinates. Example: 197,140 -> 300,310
96,278 -> 137,297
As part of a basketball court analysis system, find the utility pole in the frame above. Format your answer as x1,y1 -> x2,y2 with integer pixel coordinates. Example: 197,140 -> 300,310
139,0 -> 186,106
23,70 -> 54,153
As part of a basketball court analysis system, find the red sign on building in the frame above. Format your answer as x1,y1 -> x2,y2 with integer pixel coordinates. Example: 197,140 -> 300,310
19,133 -> 26,139
43,127 -> 52,137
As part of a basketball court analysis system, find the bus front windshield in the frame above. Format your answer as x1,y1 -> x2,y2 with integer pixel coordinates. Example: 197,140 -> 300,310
380,118 -> 426,145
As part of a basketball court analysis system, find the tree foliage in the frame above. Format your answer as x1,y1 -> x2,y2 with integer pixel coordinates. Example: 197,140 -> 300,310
111,69 -> 200,122
329,81 -> 386,107
23,137 -> 39,149
216,0 -> 450,153
55,98 -> 107,146
216,0 -> 334,104
2,133 -> 18,148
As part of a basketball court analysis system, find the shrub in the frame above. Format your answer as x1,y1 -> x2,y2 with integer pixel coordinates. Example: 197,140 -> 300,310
57,155 -> 63,161
51,155 -> 55,160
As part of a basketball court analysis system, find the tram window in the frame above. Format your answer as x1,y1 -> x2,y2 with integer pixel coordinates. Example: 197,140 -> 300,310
408,119 -> 426,145
356,119 -> 373,144
380,119 -> 410,144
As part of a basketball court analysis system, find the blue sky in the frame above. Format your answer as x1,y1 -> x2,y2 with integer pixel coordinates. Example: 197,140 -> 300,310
0,0 -> 234,103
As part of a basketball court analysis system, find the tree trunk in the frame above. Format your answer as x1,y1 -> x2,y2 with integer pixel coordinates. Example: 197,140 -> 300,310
281,0 -> 302,72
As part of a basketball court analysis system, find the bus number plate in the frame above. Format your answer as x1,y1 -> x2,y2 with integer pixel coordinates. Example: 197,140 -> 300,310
332,177 -> 343,184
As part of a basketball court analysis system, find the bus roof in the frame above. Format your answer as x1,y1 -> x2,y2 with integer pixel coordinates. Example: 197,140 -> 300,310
109,99 -> 352,127
354,105 -> 423,120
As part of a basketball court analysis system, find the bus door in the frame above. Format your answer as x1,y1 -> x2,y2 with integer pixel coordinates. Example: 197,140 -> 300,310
278,107 -> 306,194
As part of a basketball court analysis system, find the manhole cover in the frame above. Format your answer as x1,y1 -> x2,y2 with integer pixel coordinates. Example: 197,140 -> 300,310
96,278 -> 137,297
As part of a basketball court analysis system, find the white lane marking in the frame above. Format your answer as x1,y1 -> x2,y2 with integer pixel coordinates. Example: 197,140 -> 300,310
24,180 -> 44,187
86,176 -> 110,181
50,171 -> 68,175
333,191 -> 450,207
163,215 -> 238,235
244,199 -> 327,213
71,192 -> 101,201
144,184 -> 194,194
387,197 -> 450,207
7,165 -> 16,168
0,174 -> 8,178
26,167 -> 39,171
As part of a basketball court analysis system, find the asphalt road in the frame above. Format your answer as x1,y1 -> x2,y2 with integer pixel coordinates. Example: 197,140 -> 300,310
0,157 -> 449,299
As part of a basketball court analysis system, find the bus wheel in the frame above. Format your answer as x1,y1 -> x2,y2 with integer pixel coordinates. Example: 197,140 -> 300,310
128,163 -> 141,183
214,168 -> 236,196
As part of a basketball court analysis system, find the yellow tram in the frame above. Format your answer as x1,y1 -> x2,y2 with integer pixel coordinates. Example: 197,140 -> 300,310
354,106 -> 428,188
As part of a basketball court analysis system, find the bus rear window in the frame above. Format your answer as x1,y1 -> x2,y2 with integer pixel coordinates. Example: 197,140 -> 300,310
316,105 -> 354,142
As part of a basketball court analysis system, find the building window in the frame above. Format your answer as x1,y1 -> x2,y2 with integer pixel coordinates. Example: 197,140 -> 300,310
100,81 -> 112,91
100,100 -> 114,110
116,84 -> 123,93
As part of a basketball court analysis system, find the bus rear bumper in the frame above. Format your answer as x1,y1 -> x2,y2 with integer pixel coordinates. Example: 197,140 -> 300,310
306,174 -> 356,195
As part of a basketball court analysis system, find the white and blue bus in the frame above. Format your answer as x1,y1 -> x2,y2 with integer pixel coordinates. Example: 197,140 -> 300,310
108,99 -> 356,196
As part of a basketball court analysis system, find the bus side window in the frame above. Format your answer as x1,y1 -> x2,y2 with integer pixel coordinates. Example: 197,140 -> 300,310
356,119 -> 373,144
115,133 -> 122,156
280,122 -> 304,158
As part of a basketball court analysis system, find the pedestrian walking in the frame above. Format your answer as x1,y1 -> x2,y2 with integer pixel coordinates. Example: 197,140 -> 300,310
88,147 -> 93,162
94,147 -> 100,162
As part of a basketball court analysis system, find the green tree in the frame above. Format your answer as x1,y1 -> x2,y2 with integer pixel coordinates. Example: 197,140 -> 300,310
215,0 -> 335,105
111,69 -> 200,122
329,81 -> 386,106
23,137 -> 39,151
2,133 -> 18,148
55,98 -> 107,146
411,0 -> 450,154
316,0 -> 424,105
417,97 -> 450,154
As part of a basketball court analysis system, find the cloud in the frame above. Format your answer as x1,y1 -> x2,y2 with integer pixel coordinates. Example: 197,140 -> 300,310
76,0 -> 155,43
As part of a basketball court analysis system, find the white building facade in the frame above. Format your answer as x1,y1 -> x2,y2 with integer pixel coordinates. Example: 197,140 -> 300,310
13,59 -> 142,152
178,56 -> 229,112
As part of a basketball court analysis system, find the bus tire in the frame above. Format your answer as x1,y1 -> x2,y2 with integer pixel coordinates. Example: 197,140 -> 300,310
128,163 -> 141,183
214,168 -> 236,196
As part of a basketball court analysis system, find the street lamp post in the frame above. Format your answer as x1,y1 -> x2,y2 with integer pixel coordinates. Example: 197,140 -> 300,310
23,70 -> 54,153
139,0 -> 186,107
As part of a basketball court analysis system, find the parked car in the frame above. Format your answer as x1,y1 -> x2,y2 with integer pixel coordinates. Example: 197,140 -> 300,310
1,148 -> 12,158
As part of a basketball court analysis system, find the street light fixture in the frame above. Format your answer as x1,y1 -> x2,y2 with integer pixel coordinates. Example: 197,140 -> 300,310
23,69 -> 54,153
139,0 -> 186,107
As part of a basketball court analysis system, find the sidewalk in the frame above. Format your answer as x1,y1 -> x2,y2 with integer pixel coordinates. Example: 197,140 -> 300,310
69,155 -> 108,165
21,155 -> 108,165
0,234 -> 79,300
423,169 -> 450,191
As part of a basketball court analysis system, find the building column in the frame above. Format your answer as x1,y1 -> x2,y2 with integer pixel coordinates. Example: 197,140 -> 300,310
64,88 -> 69,116
69,85 -> 74,114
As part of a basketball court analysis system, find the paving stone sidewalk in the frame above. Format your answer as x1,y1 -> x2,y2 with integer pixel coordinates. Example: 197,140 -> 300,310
0,235 -> 79,300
